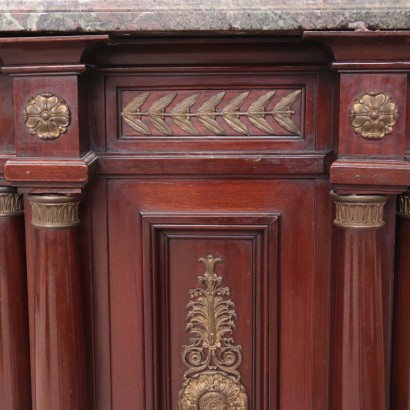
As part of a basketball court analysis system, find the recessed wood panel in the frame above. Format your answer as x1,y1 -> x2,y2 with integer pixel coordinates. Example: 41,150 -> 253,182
13,76 -> 82,158
339,73 -> 407,157
104,74 -> 318,154
120,89 -> 303,137
141,213 -> 278,409
107,178 -> 323,409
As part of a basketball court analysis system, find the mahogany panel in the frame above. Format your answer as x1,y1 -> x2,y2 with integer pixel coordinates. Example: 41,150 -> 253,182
92,38 -> 330,67
141,213 -> 278,409
96,153 -> 327,177
315,73 -> 335,152
304,31 -> 410,61
312,179 -> 332,410
13,75 -> 82,158
104,73 -> 318,154
391,213 -> 410,409
339,73 -> 407,157
5,158 -> 89,184
89,179 -> 112,410
0,75 -> 15,154
0,35 -> 108,66
330,159 -> 410,191
380,198 -> 397,408
106,178 -> 326,409
407,72 -> 410,153
78,189 -> 97,410
0,211 -> 31,409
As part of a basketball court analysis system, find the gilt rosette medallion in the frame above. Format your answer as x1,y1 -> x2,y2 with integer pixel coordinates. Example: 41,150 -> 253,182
349,92 -> 398,140
23,92 -> 70,140
179,372 -> 247,409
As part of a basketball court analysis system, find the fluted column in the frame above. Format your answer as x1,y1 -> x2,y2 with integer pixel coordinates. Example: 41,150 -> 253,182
0,187 -> 31,409
330,192 -> 388,410
27,194 -> 88,410
391,192 -> 410,409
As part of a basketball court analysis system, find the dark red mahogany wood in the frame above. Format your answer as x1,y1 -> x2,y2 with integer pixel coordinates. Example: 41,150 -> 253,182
330,192 -> 388,410
0,35 -> 108,66
0,31 -> 408,409
330,159 -> 410,194
338,73 -> 406,158
26,195 -> 89,410
0,187 -> 31,409
391,195 -> 410,409
303,31 -> 410,61
331,230 -> 386,409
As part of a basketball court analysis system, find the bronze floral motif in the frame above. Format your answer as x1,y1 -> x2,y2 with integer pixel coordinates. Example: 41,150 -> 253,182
23,93 -> 70,140
349,92 -> 398,139
179,255 -> 248,409
179,373 -> 248,409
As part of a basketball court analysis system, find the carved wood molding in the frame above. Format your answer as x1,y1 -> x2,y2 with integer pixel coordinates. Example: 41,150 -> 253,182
122,90 -> 302,136
331,191 -> 388,230
0,187 -> 23,217
179,255 -> 248,409
28,194 -> 81,229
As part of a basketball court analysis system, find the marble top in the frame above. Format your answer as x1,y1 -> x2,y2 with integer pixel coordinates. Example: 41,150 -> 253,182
0,0 -> 408,33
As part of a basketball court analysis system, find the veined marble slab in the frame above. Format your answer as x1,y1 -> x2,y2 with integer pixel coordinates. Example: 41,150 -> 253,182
0,0 -> 408,32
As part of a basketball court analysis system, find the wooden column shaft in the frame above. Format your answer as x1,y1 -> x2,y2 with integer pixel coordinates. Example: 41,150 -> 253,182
27,194 -> 88,410
391,193 -> 410,409
330,192 -> 388,410
0,187 -> 32,409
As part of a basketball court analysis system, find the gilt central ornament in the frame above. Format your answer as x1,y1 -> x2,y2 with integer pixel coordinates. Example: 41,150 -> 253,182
178,255 -> 248,409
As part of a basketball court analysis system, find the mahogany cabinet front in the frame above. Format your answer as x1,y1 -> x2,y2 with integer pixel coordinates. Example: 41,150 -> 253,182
0,33 -> 408,410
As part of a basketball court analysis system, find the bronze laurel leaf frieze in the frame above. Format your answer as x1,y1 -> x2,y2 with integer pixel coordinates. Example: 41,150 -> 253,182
179,255 -> 248,409
349,92 -> 398,140
23,93 -> 71,140
121,89 -> 302,137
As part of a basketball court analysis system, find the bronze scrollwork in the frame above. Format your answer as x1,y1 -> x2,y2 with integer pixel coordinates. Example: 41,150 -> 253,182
178,255 -> 248,409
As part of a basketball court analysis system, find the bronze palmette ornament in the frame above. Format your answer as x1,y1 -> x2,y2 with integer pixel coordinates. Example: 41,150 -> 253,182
179,255 -> 248,409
